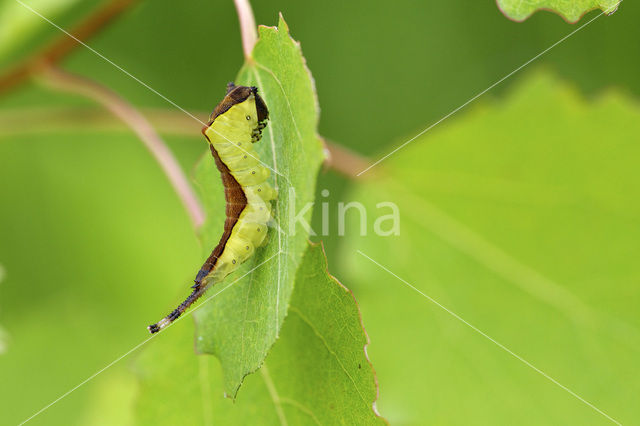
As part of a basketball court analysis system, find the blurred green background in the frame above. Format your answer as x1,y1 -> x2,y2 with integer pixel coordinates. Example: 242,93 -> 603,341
1,0 -> 639,424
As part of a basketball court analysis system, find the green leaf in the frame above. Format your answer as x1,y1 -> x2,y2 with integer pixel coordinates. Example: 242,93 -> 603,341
340,71 -> 640,424
496,0 -> 620,22
135,243 -> 384,425
191,14 -> 324,397
0,263 -> 7,356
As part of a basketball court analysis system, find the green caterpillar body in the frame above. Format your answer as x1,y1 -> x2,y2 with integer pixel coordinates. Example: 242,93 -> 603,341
148,84 -> 276,333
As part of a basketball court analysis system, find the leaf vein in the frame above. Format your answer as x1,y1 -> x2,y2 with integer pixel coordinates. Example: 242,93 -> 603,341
288,306 -> 370,408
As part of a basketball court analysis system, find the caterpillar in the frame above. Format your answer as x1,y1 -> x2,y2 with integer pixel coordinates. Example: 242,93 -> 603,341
148,83 -> 276,334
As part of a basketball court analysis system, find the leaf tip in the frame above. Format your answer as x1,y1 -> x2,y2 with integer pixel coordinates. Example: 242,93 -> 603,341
277,12 -> 290,32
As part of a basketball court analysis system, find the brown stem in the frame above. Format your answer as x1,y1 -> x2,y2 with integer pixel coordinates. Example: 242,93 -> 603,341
233,0 -> 258,59
38,66 -> 205,228
0,0 -> 137,96
321,136 -> 376,179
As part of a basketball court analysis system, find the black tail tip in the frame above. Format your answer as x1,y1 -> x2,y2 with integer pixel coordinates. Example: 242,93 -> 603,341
148,323 -> 160,334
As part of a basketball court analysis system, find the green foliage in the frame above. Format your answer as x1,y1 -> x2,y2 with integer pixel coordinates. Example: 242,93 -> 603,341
340,72 -> 640,424
192,15 -> 324,398
496,0 -> 620,22
0,7 -> 381,424
1,0 -> 639,424
136,243 -> 383,425
0,129 -> 202,425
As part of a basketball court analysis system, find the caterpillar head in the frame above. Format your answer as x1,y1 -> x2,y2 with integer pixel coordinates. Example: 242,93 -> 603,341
203,83 -> 269,135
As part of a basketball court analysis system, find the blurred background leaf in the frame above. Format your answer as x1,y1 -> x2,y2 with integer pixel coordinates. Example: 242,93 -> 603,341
496,0 -> 621,22
0,128 -> 201,425
136,243 -> 383,425
340,71 -> 640,424
0,0 -> 82,65
0,263 -> 6,355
